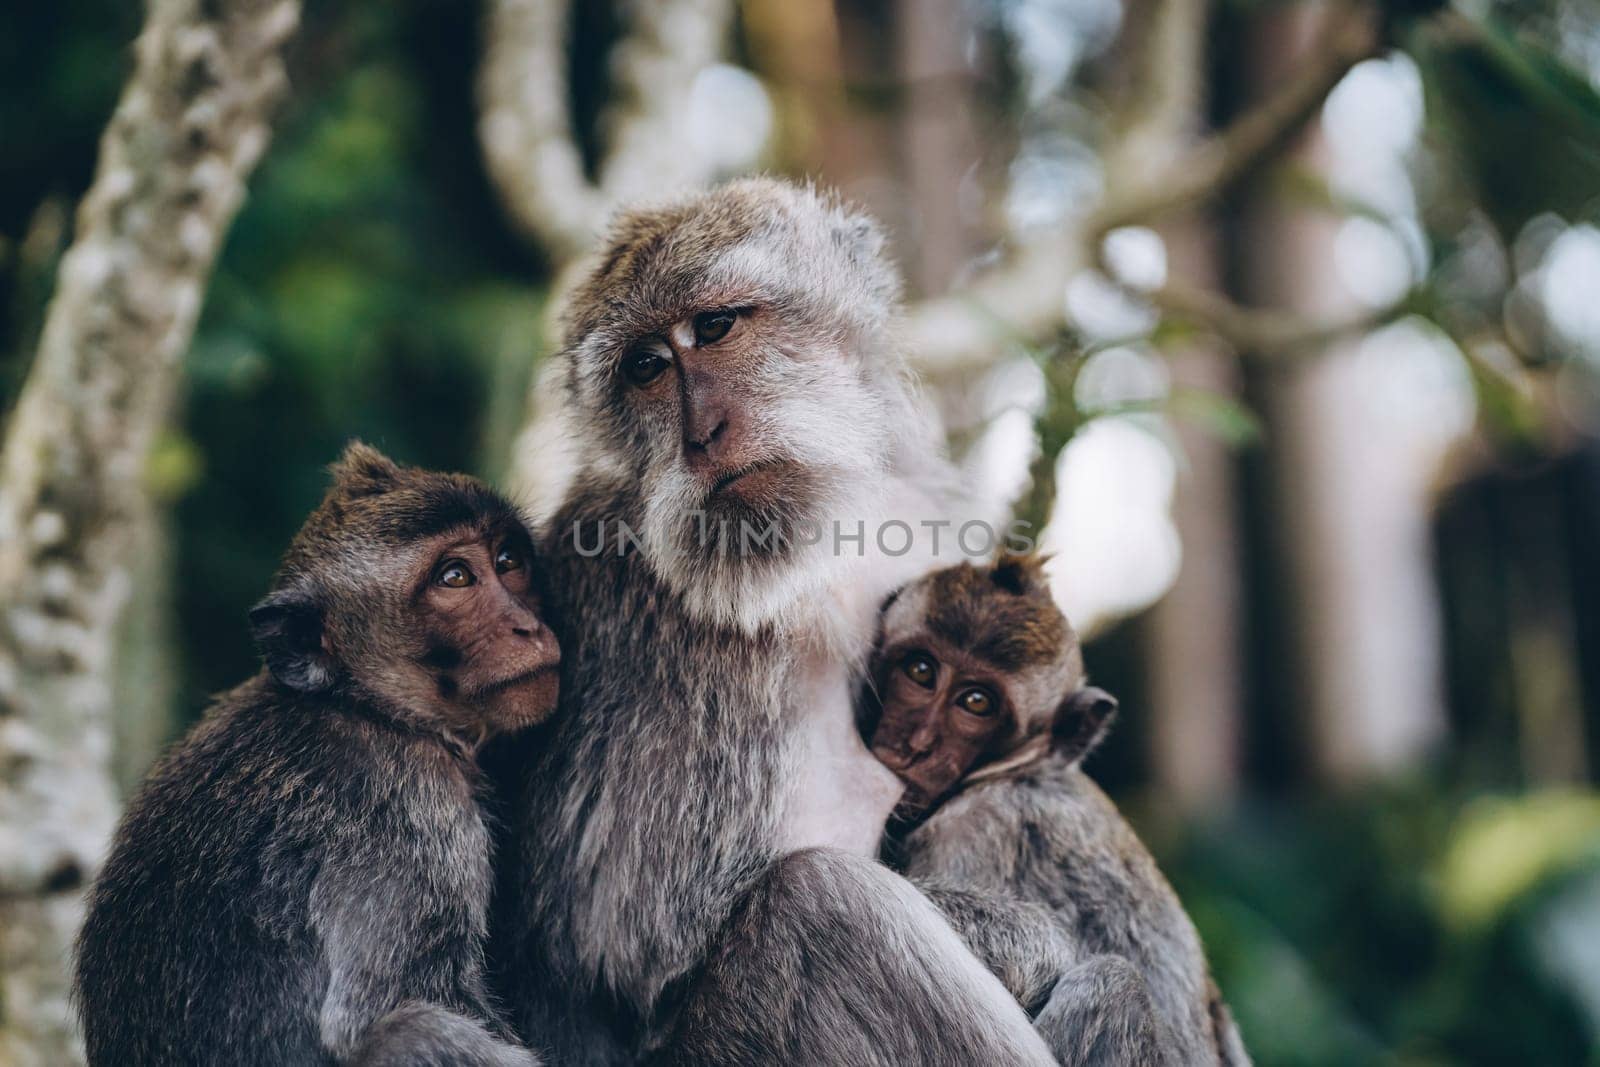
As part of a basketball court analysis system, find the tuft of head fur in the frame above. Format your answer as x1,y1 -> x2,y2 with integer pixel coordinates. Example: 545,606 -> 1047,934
327,441 -> 403,499
272,441 -> 523,585
923,555 -> 1077,679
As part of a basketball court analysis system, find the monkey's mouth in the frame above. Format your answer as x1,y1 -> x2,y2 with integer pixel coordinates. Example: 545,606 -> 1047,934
870,742 -> 919,774
872,744 -> 965,804
471,662 -> 560,701
707,459 -> 794,500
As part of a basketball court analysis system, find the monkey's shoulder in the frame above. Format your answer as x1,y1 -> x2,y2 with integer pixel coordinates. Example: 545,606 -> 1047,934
932,757 -> 1115,829
912,758 -> 1162,891
114,675 -> 486,882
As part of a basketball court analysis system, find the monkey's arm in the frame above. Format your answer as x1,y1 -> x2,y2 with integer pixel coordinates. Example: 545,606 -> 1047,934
1036,955 -> 1178,1067
915,881 -> 1181,1067
309,815 -> 534,1064
350,1002 -> 541,1066
317,874 -> 538,1066
913,879 -> 1078,1013
660,848 -> 1057,1067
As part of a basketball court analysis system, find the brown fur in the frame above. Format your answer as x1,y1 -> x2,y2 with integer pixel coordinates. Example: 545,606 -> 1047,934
876,558 -> 1251,1066
75,445 -> 547,1065
924,556 -> 1073,675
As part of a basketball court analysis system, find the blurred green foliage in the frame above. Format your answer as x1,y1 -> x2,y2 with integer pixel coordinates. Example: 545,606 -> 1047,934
1415,12 -> 1600,242
1161,785 -> 1600,1064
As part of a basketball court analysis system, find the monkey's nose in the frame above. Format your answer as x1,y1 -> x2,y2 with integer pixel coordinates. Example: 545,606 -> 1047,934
687,415 -> 727,451
684,419 -> 731,474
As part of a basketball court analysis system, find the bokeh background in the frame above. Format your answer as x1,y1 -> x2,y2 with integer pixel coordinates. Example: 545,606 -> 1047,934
3,0 -> 1600,1063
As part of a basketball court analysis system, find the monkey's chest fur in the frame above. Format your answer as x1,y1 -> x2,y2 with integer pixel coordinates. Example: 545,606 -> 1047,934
507,487 -> 899,1034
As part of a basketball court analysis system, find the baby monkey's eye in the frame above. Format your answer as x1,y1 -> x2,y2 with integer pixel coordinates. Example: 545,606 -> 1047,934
437,561 -> 475,588
693,308 -> 737,345
901,653 -> 937,689
956,688 -> 995,717
495,546 -> 525,574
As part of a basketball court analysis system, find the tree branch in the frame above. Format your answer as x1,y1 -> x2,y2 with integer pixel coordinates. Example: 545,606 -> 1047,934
1145,279 -> 1415,354
1090,0 -> 1379,239
478,0 -> 735,266
0,0 -> 298,1059
901,1 -> 1384,377
1106,0 -> 1212,185
900,237 -> 1087,377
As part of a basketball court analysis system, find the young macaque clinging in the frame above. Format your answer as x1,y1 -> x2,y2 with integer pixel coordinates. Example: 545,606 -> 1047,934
75,444 -> 553,1066
868,555 -> 1251,1067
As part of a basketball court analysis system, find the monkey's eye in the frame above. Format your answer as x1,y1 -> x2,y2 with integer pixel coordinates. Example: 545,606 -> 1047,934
436,561 -> 476,588
901,653 -> 937,689
495,547 -> 525,574
693,308 -> 737,345
622,346 -> 670,387
956,688 -> 996,717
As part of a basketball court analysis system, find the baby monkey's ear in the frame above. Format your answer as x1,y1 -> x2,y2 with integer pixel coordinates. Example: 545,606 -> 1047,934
1051,686 -> 1118,765
249,587 -> 336,693
329,440 -> 403,500
990,552 -> 1052,596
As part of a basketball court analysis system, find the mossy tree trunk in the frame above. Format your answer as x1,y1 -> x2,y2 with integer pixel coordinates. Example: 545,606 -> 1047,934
0,0 -> 298,1060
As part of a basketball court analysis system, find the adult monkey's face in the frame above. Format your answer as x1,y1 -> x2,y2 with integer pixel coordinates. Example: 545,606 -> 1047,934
556,179 -> 913,629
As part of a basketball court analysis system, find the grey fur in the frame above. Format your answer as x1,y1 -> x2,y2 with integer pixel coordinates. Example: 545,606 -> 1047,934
500,485 -> 1051,1064
74,677 -> 538,1065
656,849 -> 1055,1066
902,756 -> 1251,1065
353,1003 -> 539,1066
495,179 -> 1053,1064
74,452 -> 543,1065
1038,956 -> 1172,1067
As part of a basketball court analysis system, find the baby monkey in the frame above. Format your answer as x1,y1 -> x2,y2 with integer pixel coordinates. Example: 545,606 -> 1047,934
75,445 -> 553,1066
868,556 -> 1249,1067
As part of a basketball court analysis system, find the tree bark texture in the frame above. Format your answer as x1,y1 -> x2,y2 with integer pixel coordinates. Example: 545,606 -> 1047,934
0,0 -> 298,1060
478,0 -> 734,266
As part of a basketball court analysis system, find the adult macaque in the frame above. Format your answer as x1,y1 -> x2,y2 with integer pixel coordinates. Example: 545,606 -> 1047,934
870,555 -> 1251,1067
75,445 -> 553,1066
496,179 -> 1055,1065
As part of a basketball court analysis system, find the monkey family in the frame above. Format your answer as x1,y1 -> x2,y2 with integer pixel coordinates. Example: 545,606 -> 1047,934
74,179 -> 1244,1065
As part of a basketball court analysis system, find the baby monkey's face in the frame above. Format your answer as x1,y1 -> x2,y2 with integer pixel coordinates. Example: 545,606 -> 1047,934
407,525 -> 561,740
869,636 -> 1015,811
254,445 -> 562,748
867,557 -> 1081,810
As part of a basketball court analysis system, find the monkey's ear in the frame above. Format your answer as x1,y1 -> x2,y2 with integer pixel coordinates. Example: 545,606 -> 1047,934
1051,686 -> 1118,765
329,441 -> 402,499
991,553 -> 1051,596
249,589 -> 336,692
826,202 -> 899,306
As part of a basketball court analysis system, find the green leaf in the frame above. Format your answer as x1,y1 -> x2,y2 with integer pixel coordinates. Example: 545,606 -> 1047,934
1411,14 -> 1600,238
1168,386 -> 1264,447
